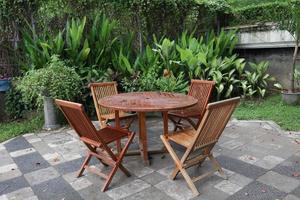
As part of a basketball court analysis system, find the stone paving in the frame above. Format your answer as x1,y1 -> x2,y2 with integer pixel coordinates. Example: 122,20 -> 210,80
0,117 -> 300,200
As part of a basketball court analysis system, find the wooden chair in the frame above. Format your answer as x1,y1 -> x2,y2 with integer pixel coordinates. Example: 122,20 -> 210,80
89,82 -> 136,129
161,97 -> 240,195
55,99 -> 135,192
168,80 -> 215,131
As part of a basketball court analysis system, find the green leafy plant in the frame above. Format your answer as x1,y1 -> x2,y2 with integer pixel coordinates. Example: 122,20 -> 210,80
241,61 -> 275,98
17,55 -> 82,107
156,72 -> 188,93
294,69 -> 300,85
4,81 -> 27,119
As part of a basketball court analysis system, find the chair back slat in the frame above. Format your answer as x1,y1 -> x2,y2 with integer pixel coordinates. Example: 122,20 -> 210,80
90,82 -> 118,118
188,80 -> 215,118
192,97 -> 240,150
55,99 -> 104,145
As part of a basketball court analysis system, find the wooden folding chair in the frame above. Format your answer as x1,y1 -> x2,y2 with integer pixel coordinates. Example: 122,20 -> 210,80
161,97 -> 240,195
168,80 -> 215,131
55,99 -> 135,192
89,82 -> 136,129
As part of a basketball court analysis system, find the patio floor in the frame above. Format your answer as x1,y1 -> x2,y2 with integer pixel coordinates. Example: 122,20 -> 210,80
0,117 -> 300,200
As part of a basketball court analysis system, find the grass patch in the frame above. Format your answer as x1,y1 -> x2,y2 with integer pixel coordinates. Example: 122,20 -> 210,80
0,114 -> 43,143
234,94 -> 300,131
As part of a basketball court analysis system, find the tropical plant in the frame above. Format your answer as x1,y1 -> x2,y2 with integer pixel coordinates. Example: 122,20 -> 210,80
294,69 -> 300,86
156,72 -> 188,93
241,61 -> 275,98
17,55 -> 82,107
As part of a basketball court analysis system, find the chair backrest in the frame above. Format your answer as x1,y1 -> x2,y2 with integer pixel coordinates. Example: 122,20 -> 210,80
55,99 -> 103,145
192,97 -> 240,151
188,80 -> 215,118
89,82 -> 118,120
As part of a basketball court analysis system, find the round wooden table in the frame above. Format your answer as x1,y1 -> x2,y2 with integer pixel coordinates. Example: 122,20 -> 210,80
98,92 -> 198,165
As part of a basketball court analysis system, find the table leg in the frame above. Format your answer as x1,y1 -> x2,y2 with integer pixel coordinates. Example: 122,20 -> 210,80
162,111 -> 169,137
138,112 -> 150,165
115,110 -> 122,154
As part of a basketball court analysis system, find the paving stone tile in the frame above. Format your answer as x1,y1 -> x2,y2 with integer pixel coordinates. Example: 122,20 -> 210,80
124,160 -> 154,177
215,168 -> 253,188
155,179 -> 196,200
0,164 -> 18,174
0,168 -> 22,182
140,171 -> 167,185
291,185 -> 300,198
123,186 -> 174,200
63,172 -> 92,191
253,155 -> 285,169
54,157 -> 85,174
218,140 -> 244,150
285,194 -> 300,200
23,134 -> 42,144
0,144 -> 5,151
216,155 -> 267,179
32,177 -> 83,200
9,148 -> 36,158
0,151 -> 14,166
0,176 -> 29,195
273,155 -> 300,180
191,186 -> 229,200
106,179 -> 151,200
42,152 -> 65,165
30,141 -> 55,155
13,152 -> 50,174
157,165 -> 174,177
257,171 -> 300,193
238,155 -> 259,164
85,165 -> 136,189
226,181 -> 287,200
2,187 -> 35,200
24,166 -> 60,186
214,180 -> 242,195
3,137 -> 32,153
78,185 -> 112,200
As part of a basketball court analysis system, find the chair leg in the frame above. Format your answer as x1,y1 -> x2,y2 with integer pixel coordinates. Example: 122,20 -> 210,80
160,135 -> 199,195
171,167 -> 180,180
118,163 -> 131,177
101,165 -> 119,192
77,153 -> 92,178
208,154 -> 227,180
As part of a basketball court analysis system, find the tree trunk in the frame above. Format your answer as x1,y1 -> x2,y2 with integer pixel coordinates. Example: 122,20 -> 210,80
290,41 -> 299,92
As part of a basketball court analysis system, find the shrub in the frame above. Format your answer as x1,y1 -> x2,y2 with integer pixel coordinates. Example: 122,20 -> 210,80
241,61 -> 275,98
17,55 -> 82,107
4,81 -> 27,119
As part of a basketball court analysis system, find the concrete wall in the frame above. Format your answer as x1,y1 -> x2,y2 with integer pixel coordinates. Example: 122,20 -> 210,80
226,24 -> 299,88
236,48 -> 298,88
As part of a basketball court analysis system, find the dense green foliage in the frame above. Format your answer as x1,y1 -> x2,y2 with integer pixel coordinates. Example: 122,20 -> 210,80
21,14 -> 275,101
17,55 -> 82,107
234,94 -> 300,131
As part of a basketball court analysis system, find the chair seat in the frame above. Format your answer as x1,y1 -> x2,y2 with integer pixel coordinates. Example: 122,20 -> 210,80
100,111 -> 136,121
168,105 -> 202,118
97,127 -> 129,144
168,128 -> 197,148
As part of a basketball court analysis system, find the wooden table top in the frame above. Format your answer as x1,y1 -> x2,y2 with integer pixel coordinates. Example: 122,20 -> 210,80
98,91 -> 198,112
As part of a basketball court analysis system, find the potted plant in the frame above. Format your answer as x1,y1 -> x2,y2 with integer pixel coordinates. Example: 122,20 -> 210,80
277,0 -> 300,104
17,55 -> 82,130
0,73 -> 11,92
